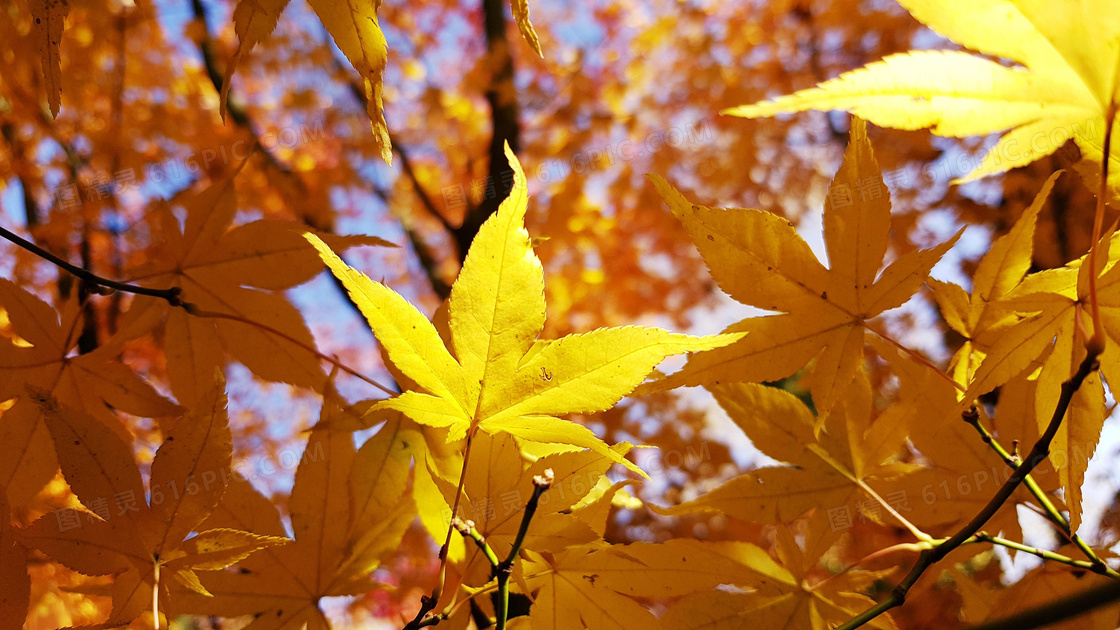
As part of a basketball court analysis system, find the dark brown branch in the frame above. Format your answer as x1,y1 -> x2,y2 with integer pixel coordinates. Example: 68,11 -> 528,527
396,143 -> 456,235
453,0 -> 521,264
370,185 -> 453,300
189,0 -> 303,191
0,224 -> 182,305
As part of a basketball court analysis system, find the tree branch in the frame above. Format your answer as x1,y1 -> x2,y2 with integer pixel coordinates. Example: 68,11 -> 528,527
963,407 -> 1117,577
968,579 -> 1120,630
838,348 -> 1103,629
0,224 -> 183,304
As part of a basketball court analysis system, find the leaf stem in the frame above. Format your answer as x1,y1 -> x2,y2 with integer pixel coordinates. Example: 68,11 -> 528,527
857,479 -> 931,543
838,348 -> 1102,629
152,561 -> 160,630
0,224 -> 183,305
868,325 -> 965,393
183,306 -> 396,396
404,428 -> 479,630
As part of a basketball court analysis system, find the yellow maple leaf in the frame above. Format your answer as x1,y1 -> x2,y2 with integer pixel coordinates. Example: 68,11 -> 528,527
516,539 -> 774,630
0,280 -> 181,508
642,118 -> 958,420
662,522 -> 895,630
725,0 -> 1120,190
171,394 -> 415,629
950,224 -> 1120,529
123,171 -> 391,402
654,371 -> 918,539
928,172 -> 1059,387
17,377 -> 285,626
305,144 -> 739,476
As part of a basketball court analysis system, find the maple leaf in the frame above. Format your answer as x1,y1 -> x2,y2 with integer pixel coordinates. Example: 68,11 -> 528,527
29,0 -> 67,117
425,431 -> 632,592
17,377 -> 285,626
653,370 -> 919,541
123,171 -> 391,403
171,394 -> 415,629
921,172 -> 1120,530
0,280 -> 181,507
515,539 -> 773,630
725,0 -> 1120,191
928,172 -> 1058,388
918,175 -> 1112,530
868,335 -> 1033,539
305,145 -> 739,475
661,522 -> 896,630
642,118 -> 958,420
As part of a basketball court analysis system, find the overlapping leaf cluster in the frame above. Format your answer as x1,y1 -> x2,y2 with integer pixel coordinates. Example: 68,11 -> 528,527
5,0 -> 1120,627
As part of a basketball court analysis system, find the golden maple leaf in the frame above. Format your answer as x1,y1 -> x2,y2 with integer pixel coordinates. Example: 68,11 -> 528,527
0,280 -> 181,508
662,521 -> 896,630
123,171 -> 391,402
725,0 -> 1120,192
654,371 -> 918,539
305,144 -> 739,475
514,537 -> 852,630
642,118 -> 958,421
937,223 -> 1117,530
171,395 -> 415,629
928,173 -> 1059,388
18,377 -> 285,626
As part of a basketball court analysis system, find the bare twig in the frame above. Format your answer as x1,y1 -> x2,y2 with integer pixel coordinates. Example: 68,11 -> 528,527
0,225 -> 183,304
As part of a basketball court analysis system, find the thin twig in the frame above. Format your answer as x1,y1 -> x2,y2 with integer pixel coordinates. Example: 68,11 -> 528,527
495,470 -> 553,630
0,225 -> 183,304
184,306 -> 396,396
453,518 -> 502,569
972,533 -> 1108,573
962,408 -> 1117,576
1,223 -> 397,396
